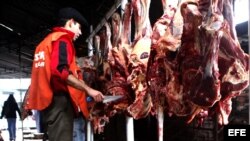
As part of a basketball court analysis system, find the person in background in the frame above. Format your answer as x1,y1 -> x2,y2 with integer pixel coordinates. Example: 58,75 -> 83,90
0,94 -> 21,141
32,110 -> 42,133
24,7 -> 104,141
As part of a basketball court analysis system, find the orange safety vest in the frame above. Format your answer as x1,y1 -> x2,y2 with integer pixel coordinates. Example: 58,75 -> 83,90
25,31 -> 89,118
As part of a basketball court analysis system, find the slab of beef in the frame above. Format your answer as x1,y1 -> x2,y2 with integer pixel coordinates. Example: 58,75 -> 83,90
214,0 -> 249,125
126,0 -> 153,119
147,0 -> 184,116
179,1 -> 222,108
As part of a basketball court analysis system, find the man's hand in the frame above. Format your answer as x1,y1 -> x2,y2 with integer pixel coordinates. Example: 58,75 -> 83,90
87,89 -> 104,102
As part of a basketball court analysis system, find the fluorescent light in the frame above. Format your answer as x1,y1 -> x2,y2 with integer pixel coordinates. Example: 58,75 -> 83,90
0,23 -> 21,35
0,23 -> 13,31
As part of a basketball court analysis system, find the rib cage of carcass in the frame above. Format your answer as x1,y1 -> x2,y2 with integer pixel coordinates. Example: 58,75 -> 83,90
88,0 -> 249,133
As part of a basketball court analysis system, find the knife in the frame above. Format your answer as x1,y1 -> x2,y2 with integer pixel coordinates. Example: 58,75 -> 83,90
87,95 -> 123,103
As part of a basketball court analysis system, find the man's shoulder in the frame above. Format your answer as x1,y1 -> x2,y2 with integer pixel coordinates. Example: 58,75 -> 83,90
35,31 -> 68,49
48,31 -> 69,42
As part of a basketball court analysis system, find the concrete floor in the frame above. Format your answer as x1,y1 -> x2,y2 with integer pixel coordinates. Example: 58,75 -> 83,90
1,128 -> 43,141
1,128 -> 23,141
0,116 -> 40,141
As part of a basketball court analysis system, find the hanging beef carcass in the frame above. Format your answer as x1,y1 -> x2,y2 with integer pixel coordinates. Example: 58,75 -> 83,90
90,8 -> 134,132
106,6 -> 136,112
77,55 -> 110,133
87,34 -> 108,133
213,0 -> 249,125
147,0 -> 184,116
161,0 -> 224,123
179,0 -> 248,124
126,0 -> 153,119
88,24 -> 113,133
147,0 -> 247,125
148,0 -> 222,122
108,10 -> 134,110
179,0 -> 223,108
107,3 -> 137,113
196,0 -> 249,125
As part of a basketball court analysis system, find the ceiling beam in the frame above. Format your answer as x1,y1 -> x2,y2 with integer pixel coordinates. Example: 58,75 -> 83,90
86,0 -> 122,42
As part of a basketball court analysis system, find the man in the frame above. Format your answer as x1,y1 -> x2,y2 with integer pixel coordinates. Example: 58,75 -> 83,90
25,7 -> 104,141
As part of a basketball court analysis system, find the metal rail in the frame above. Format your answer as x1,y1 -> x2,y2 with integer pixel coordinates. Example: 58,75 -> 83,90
85,0 -> 122,43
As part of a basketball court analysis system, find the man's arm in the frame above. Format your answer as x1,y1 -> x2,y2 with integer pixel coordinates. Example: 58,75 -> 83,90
51,37 -> 104,102
66,74 -> 104,102
0,107 -> 4,119
0,102 -> 6,119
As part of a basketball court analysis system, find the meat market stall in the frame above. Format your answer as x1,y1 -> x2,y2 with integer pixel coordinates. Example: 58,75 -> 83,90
83,0 -> 249,141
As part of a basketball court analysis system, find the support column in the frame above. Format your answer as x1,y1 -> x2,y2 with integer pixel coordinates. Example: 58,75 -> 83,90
88,25 -> 94,57
126,116 -> 134,141
158,107 -> 164,141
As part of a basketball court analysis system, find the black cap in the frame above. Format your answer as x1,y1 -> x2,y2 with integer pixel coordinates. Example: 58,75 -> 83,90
58,7 -> 89,27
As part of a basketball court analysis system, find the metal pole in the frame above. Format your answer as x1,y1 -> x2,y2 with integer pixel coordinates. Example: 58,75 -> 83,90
126,116 -> 134,141
88,25 -> 94,57
87,25 -> 94,141
18,45 -> 24,141
158,107 -> 164,141
87,121 -> 93,141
